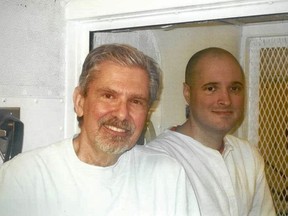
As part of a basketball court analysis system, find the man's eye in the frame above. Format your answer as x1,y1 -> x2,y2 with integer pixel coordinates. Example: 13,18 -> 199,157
131,99 -> 142,105
130,98 -> 148,107
103,94 -> 114,99
205,86 -> 216,92
230,86 -> 242,93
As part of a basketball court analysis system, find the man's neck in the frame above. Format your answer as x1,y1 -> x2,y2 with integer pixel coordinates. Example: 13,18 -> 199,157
73,136 -> 120,167
175,121 -> 225,153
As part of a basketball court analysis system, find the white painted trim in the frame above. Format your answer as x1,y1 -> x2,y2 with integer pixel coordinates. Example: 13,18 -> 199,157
66,0 -> 288,23
64,22 -> 90,137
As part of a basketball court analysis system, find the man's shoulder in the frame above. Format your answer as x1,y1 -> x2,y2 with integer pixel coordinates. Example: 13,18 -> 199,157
147,129 -> 180,145
131,144 -> 185,170
225,135 -> 263,160
0,138 -> 71,173
146,130 -> 189,154
225,135 -> 256,150
133,144 -> 177,160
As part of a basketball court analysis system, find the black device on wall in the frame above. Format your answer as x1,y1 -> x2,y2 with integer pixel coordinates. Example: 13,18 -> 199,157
0,109 -> 24,163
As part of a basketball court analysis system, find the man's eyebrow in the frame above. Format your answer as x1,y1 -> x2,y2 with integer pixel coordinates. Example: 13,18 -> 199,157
201,81 -> 244,87
130,93 -> 149,101
231,81 -> 244,86
97,88 -> 149,100
202,82 -> 218,86
97,88 -> 117,94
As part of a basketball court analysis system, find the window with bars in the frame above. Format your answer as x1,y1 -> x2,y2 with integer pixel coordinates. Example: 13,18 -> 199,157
247,37 -> 288,216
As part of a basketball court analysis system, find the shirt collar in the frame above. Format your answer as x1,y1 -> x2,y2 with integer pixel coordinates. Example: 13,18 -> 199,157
222,136 -> 234,158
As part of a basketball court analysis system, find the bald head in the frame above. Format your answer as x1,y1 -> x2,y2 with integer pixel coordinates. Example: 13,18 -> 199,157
185,47 -> 244,86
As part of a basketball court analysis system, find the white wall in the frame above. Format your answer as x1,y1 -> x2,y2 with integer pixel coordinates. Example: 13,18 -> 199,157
0,1 -> 66,151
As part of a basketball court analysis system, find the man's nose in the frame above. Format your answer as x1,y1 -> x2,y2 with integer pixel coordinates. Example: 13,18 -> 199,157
217,89 -> 231,106
113,100 -> 129,121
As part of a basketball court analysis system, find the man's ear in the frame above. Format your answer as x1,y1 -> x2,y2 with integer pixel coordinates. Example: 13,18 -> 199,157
183,83 -> 191,104
73,86 -> 84,117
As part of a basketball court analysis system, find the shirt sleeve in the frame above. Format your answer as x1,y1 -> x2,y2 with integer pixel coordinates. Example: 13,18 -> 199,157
248,149 -> 276,216
0,161 -> 28,216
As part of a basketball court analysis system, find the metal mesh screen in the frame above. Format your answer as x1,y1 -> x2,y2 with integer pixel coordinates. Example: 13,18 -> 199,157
247,37 -> 288,215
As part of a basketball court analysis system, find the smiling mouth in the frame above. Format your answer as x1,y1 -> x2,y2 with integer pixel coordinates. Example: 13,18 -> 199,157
100,117 -> 134,136
213,110 -> 233,115
105,125 -> 127,133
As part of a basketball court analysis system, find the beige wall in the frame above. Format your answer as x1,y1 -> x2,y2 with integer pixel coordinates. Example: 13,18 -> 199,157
150,24 -> 241,133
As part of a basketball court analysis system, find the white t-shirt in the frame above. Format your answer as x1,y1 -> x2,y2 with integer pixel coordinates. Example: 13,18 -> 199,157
147,130 -> 276,216
0,138 -> 200,216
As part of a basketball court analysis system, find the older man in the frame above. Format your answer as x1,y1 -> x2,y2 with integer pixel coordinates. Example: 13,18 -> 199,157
0,44 -> 200,216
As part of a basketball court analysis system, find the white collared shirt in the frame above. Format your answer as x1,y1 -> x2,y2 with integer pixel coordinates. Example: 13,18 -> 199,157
147,130 -> 276,216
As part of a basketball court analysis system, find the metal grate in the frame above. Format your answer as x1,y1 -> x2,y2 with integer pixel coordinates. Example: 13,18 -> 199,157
247,37 -> 288,215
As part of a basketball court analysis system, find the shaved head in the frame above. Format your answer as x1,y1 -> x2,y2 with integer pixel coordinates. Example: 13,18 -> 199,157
185,47 -> 244,86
